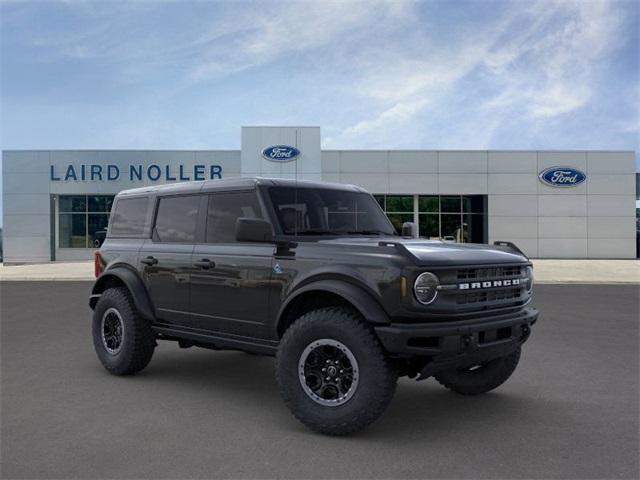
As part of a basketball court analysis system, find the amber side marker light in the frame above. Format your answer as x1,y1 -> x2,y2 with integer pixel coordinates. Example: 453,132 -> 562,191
94,251 -> 104,278
400,276 -> 407,297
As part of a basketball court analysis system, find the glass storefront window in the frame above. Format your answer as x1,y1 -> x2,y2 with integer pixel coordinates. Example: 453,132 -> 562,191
59,214 -> 87,248
463,195 -> 486,214
59,196 -> 86,213
376,194 -> 487,243
385,196 -> 413,213
418,214 -> 439,239
58,195 -> 114,248
464,213 -> 486,244
88,195 -> 114,213
441,214 -> 462,241
418,196 -> 439,213
386,213 -> 414,235
440,196 -> 461,213
88,214 -> 110,248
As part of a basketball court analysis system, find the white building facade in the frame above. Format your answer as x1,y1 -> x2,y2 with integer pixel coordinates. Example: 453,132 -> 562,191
2,126 -> 637,263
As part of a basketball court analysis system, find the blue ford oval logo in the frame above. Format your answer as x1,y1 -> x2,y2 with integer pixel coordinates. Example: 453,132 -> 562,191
538,166 -> 586,187
261,145 -> 300,162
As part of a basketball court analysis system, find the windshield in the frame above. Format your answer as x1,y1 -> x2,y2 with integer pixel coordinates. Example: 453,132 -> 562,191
268,186 -> 396,236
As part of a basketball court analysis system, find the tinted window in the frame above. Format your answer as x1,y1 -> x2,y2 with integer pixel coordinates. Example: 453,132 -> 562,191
154,195 -> 200,243
110,197 -> 149,237
206,191 -> 262,243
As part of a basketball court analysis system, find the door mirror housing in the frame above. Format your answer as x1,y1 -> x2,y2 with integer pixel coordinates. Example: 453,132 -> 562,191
401,221 -> 417,238
236,218 -> 274,243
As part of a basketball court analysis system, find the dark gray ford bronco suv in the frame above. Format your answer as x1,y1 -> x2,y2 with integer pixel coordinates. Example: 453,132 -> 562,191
90,177 -> 538,435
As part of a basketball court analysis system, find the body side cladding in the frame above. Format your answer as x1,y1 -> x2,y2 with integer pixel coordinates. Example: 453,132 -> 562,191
90,265 -> 156,321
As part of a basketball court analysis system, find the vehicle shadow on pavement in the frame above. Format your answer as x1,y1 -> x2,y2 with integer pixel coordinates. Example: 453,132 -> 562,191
109,346 -> 555,441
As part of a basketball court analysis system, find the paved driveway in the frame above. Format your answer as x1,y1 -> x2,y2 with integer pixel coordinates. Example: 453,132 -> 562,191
1,282 -> 638,479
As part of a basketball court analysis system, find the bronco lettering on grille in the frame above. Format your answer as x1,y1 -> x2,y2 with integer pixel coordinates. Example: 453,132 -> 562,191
459,279 -> 521,290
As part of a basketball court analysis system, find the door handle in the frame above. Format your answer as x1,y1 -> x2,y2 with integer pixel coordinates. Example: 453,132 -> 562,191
141,256 -> 158,266
194,258 -> 215,269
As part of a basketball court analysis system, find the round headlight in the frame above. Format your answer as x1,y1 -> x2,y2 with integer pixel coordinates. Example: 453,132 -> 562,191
525,266 -> 534,293
414,272 -> 439,305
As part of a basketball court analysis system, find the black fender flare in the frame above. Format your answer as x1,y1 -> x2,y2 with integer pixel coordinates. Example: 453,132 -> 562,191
89,266 -> 155,321
276,279 -> 390,335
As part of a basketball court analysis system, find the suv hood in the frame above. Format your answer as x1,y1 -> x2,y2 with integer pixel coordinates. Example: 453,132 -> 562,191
317,237 -> 528,266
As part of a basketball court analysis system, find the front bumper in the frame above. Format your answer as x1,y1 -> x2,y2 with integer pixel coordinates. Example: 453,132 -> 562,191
375,307 -> 538,379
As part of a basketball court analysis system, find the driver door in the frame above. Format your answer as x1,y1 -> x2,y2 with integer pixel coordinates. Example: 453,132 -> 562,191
189,190 -> 274,339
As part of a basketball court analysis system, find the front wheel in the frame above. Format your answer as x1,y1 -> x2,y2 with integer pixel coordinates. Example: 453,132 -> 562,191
275,307 -> 398,436
434,347 -> 521,395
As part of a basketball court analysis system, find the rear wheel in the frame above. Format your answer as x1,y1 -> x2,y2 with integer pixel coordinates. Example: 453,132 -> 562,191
92,287 -> 155,375
276,307 -> 397,436
434,348 -> 521,395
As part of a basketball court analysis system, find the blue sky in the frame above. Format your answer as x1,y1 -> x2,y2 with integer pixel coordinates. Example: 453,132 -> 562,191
1,0 -> 639,224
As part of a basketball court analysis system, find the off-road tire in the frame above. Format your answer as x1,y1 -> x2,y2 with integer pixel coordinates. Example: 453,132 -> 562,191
92,287 -> 155,375
275,307 -> 398,436
434,347 -> 521,395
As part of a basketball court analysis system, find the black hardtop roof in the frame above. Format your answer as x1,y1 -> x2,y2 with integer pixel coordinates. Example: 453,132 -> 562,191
116,177 -> 366,198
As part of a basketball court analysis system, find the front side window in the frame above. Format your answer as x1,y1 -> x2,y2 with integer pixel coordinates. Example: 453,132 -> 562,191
153,195 -> 200,243
268,187 -> 396,236
206,191 -> 262,243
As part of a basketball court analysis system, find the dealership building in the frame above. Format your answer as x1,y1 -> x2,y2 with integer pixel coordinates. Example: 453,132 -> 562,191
2,126 -> 637,263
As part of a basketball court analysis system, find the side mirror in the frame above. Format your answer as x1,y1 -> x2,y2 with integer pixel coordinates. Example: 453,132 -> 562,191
401,222 -> 416,238
236,217 -> 274,243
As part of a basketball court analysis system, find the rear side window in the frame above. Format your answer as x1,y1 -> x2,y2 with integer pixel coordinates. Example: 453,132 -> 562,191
109,197 -> 149,237
154,195 -> 200,243
206,191 -> 262,243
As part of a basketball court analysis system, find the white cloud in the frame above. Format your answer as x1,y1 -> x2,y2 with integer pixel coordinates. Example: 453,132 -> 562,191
3,0 -> 636,152
325,98 -> 429,147
325,0 -> 628,147
190,1 -> 410,79
23,0 -> 412,81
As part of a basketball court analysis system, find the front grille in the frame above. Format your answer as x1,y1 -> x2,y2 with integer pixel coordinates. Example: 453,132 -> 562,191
456,287 -> 522,305
428,264 -> 530,314
457,266 -> 523,281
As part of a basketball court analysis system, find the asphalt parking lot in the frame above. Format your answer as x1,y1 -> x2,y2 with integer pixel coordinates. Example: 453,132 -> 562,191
1,282 -> 638,479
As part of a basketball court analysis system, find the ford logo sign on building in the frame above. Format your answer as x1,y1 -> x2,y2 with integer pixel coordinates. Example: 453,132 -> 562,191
538,166 -> 586,187
262,145 -> 300,162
